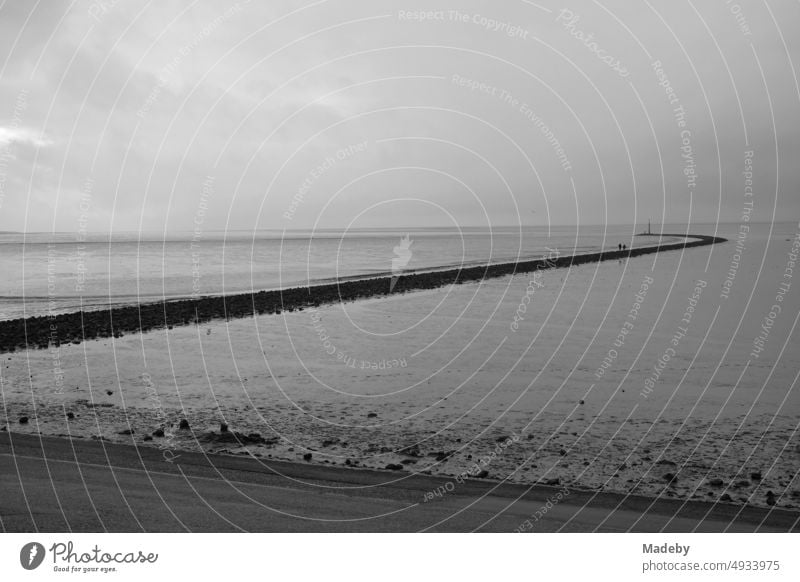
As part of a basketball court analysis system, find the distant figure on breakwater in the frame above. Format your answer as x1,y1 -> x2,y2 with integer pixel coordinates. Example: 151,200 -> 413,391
618,243 -> 622,250
623,244 -> 627,251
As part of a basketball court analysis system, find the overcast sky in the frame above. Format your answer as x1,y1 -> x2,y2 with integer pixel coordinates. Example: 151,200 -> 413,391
0,0 -> 798,233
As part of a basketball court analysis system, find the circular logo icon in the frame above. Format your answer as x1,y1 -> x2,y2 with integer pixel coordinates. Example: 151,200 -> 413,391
20,542 -> 46,570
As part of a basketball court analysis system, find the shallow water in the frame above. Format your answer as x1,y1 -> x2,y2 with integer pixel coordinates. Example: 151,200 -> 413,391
0,224 -> 677,320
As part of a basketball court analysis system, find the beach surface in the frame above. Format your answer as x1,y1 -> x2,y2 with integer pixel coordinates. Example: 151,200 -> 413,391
2,432 -> 795,532
1,226 -> 798,526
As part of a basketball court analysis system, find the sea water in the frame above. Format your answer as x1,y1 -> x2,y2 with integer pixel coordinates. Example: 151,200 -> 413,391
0,223 -> 671,320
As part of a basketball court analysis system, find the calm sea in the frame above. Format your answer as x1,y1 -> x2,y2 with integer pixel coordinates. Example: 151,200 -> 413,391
0,224 -> 713,320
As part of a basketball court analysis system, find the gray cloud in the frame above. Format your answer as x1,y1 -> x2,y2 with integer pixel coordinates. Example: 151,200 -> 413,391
0,0 -> 797,233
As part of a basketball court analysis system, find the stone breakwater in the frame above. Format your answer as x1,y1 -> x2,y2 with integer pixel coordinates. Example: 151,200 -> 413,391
0,234 -> 726,353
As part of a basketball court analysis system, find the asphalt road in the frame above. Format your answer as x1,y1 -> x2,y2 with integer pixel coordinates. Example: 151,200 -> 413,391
1,433 -> 796,532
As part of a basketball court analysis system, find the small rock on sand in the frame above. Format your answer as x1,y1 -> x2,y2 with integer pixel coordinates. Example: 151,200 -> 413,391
152,428 -> 165,437
367,413 -> 378,418
766,491 -> 776,506
303,453 -> 312,462
66,412 -> 75,420
707,478 -> 725,488
18,416 -> 29,424
750,471 -> 762,481
118,429 -> 134,435
662,473 -> 678,484
398,444 -> 420,457
385,463 -> 403,471
178,419 -> 190,430
720,493 -> 732,502
220,423 -> 229,433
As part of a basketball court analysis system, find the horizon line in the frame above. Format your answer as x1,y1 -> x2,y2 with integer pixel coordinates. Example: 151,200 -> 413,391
1,220 -> 789,236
